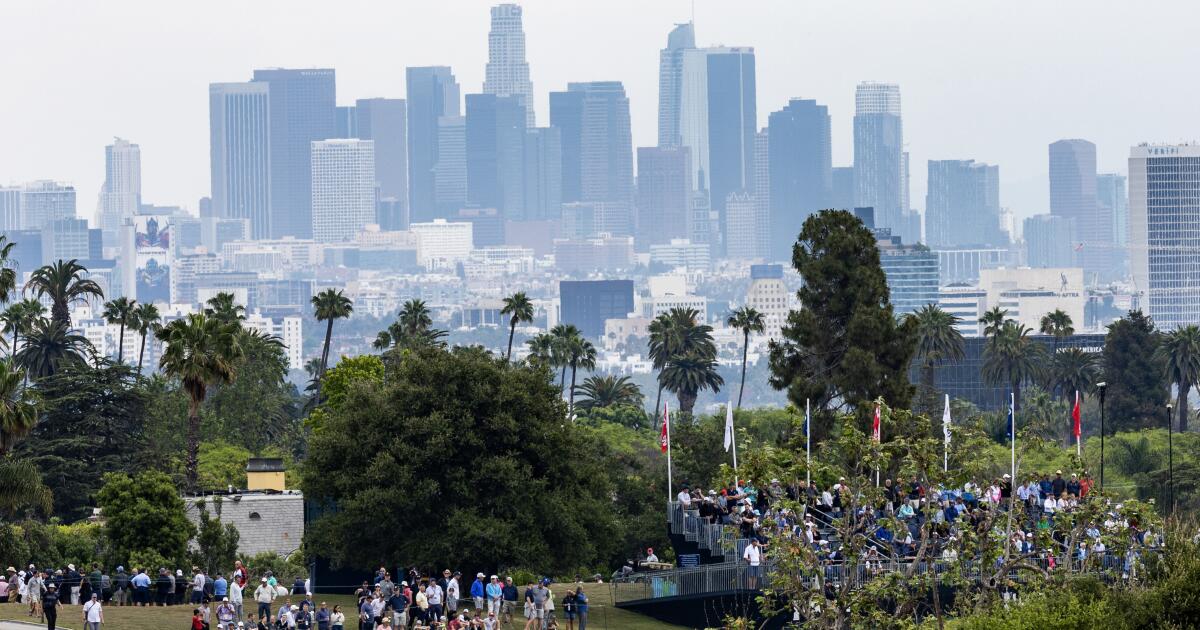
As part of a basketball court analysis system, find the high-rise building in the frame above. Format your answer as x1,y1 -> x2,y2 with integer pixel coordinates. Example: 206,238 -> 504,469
212,81 -> 273,238
746,264 -> 789,341
0,187 -> 20,231
406,66 -> 460,221
753,129 -> 770,260
355,98 -> 409,227
1023,214 -> 1077,269
1129,144 -> 1200,329
335,105 -> 357,139
20,181 -> 76,230
832,166 -> 855,211
42,218 -> 99,262
483,3 -> 535,128
768,98 -> 832,260
1050,139 -> 1115,282
658,22 -> 695,148
705,47 -> 756,252
925,160 -> 1003,248
465,93 -> 527,217
560,279 -> 635,340
310,140 -> 375,243
549,81 -> 634,206
522,126 -> 562,220
433,115 -> 467,214
410,218 -> 474,270
854,82 -> 906,240
99,138 -> 141,234
877,231 -> 939,315
725,191 -> 760,260
1097,172 -> 1128,250
636,146 -> 692,249
252,68 -> 337,239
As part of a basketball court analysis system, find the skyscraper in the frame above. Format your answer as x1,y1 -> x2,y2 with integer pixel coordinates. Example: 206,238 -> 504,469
433,115 -> 467,215
549,81 -> 634,206
768,98 -> 831,260
636,146 -> 692,249
925,160 -> 1002,248
335,105 -> 358,139
483,3 -> 535,128
465,93 -> 527,217
0,187 -> 19,231
1097,172 -> 1128,249
99,137 -> 141,234
1129,144 -> 1200,329
832,166 -> 855,211
1023,214 -> 1077,269
657,21 -> 695,148
854,82 -> 905,240
1050,139 -> 1115,282
209,82 -> 271,239
725,191 -> 759,260
522,126 -> 562,221
20,181 -> 75,230
355,98 -> 408,227
252,68 -> 337,239
310,139 -> 375,243
705,47 -> 756,251
753,128 -> 770,260
406,66 -> 460,221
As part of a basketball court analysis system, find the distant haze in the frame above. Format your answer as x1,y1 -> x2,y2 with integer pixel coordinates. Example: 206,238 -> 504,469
3,0 -> 1198,231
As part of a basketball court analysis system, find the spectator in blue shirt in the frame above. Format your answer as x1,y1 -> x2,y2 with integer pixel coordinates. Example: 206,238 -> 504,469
213,573 -> 228,599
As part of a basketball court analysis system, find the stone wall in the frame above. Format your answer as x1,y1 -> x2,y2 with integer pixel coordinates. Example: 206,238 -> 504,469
185,492 -> 304,558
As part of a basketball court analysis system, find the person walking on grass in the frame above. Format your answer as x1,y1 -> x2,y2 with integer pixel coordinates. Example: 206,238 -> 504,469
27,569 -> 44,620
83,592 -> 104,629
574,587 -> 588,630
254,577 -> 275,622
42,583 -> 62,630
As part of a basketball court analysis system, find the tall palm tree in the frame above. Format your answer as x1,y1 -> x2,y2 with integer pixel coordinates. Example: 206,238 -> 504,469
0,299 -> 46,360
1050,347 -> 1099,402
156,313 -> 244,491
25,259 -> 104,328
525,333 -> 556,366
660,354 -> 724,415
375,301 -> 447,351
131,302 -> 161,373
727,306 -> 765,409
0,360 -> 37,455
311,289 -> 353,377
204,292 -> 246,324
906,305 -> 966,405
1039,309 -> 1075,353
981,321 -> 1046,410
398,299 -> 432,335
102,297 -> 137,363
1157,325 -> 1200,432
979,306 -> 1009,339
648,308 -> 717,415
574,375 -> 644,412
0,235 -> 17,305
549,324 -> 579,391
501,292 -> 535,362
15,318 -> 91,379
565,334 -> 597,417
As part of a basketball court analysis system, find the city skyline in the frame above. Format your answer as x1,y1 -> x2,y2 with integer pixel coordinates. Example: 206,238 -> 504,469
5,1 -> 1198,229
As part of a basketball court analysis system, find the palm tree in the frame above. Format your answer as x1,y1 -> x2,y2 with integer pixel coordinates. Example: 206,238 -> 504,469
501,292 -> 535,362
574,375 -> 644,412
727,306 -> 765,409
1050,347 -> 1099,402
156,313 -> 245,491
25,259 -> 104,328
131,302 -> 161,373
979,306 -> 1009,339
660,354 -> 724,415
981,321 -> 1046,410
1039,309 -> 1075,354
1157,325 -> 1200,432
398,299 -> 432,335
565,333 -> 597,417
525,333 -> 556,365
648,308 -> 717,415
204,292 -> 246,324
0,299 -> 46,360
907,304 -> 966,406
549,324 -> 579,391
15,318 -> 91,379
375,301 -> 447,352
101,297 -> 137,363
311,289 -> 353,377
0,235 -> 17,305
0,360 -> 37,455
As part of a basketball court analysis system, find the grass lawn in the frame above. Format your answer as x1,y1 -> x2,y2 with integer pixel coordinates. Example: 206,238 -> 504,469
0,583 -> 686,630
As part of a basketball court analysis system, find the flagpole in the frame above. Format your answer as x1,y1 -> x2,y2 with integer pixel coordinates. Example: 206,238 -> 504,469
731,405 -> 738,476
943,394 -> 950,473
1010,392 -> 1016,485
666,401 -> 673,503
805,398 -> 811,488
1075,390 -> 1082,459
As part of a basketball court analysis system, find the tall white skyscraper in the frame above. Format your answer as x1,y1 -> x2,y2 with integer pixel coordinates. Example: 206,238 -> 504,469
657,21 -> 695,148
20,180 -> 76,230
483,3 -> 535,128
209,82 -> 272,238
1129,144 -> 1200,329
311,139 -> 375,243
0,187 -> 20,231
99,138 -> 141,233
854,82 -> 905,239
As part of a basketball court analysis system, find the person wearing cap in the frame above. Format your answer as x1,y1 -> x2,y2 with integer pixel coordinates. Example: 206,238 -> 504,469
217,596 -> 237,629
229,572 -> 245,621
112,566 -> 128,606
447,571 -> 461,615
645,547 -> 659,563
42,582 -> 61,629
254,576 -> 275,622
1052,470 -> 1066,498
470,572 -> 486,611
1067,473 -> 1081,497
64,563 -> 80,606
485,575 -> 503,616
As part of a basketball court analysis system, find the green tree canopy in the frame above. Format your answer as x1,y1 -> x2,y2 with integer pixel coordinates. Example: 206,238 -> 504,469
302,346 -> 619,575
1102,310 -> 1168,432
96,470 -> 195,570
768,209 -> 916,438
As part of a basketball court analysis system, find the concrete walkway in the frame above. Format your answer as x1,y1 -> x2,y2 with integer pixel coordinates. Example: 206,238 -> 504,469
0,620 -> 73,630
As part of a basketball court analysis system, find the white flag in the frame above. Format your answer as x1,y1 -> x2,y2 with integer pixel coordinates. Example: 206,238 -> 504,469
724,404 -> 734,452
942,394 -> 952,446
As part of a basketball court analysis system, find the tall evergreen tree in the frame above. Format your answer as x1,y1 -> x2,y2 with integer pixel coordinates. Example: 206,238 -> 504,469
768,209 -> 916,437
1102,310 -> 1168,433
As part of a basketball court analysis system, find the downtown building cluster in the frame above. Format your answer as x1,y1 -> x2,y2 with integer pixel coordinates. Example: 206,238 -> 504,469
4,4 -> 1199,387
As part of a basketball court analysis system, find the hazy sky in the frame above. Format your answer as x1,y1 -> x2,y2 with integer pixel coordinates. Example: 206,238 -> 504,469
3,0 -> 1198,230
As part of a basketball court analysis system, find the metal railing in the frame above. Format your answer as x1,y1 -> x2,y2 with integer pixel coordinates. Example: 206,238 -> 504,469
612,562 -> 755,604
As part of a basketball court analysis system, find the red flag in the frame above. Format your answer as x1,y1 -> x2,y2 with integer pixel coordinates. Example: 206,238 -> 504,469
872,404 -> 881,442
660,402 -> 670,454
1072,391 -> 1081,440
